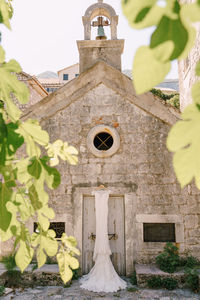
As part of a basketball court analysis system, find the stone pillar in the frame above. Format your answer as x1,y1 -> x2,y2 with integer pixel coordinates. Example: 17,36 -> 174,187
110,16 -> 118,40
82,16 -> 91,40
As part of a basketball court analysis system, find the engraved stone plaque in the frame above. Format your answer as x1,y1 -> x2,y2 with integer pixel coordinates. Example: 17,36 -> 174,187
143,223 -> 175,242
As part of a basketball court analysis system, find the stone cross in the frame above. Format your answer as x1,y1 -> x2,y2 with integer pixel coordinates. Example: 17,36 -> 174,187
92,16 -> 110,28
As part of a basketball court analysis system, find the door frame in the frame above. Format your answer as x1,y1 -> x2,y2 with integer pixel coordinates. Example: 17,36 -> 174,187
73,187 -> 137,276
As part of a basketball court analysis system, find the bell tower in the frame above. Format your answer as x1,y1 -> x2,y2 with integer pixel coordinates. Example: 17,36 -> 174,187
77,0 -> 124,73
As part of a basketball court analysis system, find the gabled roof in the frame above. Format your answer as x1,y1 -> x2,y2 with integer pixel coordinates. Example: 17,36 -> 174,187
57,63 -> 79,74
23,61 -> 180,125
20,71 -> 48,97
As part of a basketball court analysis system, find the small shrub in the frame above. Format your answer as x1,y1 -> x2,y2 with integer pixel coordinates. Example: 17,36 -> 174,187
162,277 -> 178,290
0,286 -> 5,296
156,243 -> 179,273
72,267 -> 80,280
147,276 -> 178,290
147,276 -> 163,288
181,256 -> 200,269
185,268 -> 199,293
166,94 -> 180,109
130,271 -> 137,285
1,254 -> 16,271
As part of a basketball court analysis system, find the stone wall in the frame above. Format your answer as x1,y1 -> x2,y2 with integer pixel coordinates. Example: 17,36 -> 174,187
41,83 -> 200,268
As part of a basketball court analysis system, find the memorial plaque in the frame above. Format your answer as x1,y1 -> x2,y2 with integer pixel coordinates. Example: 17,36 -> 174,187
143,223 -> 175,242
34,222 -> 65,239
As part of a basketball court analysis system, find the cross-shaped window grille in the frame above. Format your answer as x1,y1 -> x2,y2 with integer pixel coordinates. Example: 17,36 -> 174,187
93,132 -> 114,150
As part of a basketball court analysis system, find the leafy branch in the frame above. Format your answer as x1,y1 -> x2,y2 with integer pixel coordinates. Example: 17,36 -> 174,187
0,0 -> 79,283
122,0 -> 200,190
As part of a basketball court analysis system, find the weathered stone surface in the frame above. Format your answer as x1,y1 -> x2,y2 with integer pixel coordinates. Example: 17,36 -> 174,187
135,264 -> 186,288
0,281 -> 199,300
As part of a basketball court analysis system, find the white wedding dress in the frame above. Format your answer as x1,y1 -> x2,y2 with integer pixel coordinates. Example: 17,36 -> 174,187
80,189 -> 127,293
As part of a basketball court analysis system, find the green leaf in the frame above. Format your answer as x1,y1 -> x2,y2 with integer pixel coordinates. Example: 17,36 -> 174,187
57,250 -> 79,284
28,184 -> 42,210
16,158 -> 32,183
15,192 -> 35,221
6,122 -> 24,155
150,15 -> 188,60
0,114 -> 24,165
195,61 -> 200,76
21,120 -> 49,146
28,158 -> 42,179
0,0 -> 11,28
122,0 -> 164,29
40,156 -> 61,189
167,104 -> 200,188
15,240 -> 34,272
0,57 -> 29,120
32,230 -> 58,268
61,233 -> 80,256
191,81 -> 200,104
133,46 -> 171,94
47,140 -> 78,167
0,46 -> 5,63
0,182 -> 12,231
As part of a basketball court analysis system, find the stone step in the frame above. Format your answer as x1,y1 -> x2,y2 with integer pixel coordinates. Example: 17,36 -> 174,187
135,264 -> 200,288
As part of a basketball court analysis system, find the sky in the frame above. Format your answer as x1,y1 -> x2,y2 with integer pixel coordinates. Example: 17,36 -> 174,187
1,0 -> 178,78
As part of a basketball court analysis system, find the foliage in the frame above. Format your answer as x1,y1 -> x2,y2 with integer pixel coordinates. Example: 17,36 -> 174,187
180,255 -> 200,269
72,267 -> 81,280
166,94 -> 180,109
156,243 -> 179,273
1,254 -> 16,271
185,268 -> 199,293
0,285 -> 5,296
4,270 -> 22,288
0,1 -> 79,284
122,0 -> 200,192
147,276 -> 178,290
122,0 -> 200,94
162,277 -> 178,290
151,88 -> 180,109
147,276 -> 163,289
130,270 -> 137,285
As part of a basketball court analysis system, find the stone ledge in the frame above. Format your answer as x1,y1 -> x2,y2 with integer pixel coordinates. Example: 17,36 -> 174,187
135,264 -> 194,288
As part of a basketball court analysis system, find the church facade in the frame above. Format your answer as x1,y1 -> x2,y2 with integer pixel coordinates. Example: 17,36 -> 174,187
1,1 -> 200,276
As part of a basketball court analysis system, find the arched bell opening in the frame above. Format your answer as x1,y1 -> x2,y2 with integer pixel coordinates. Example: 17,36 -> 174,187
91,15 -> 111,40
82,1 -> 118,41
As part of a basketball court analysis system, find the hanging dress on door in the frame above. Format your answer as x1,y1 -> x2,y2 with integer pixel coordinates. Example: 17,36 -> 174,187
80,189 -> 127,293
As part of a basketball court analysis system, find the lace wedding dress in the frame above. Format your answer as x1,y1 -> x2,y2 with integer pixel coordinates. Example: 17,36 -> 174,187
80,189 -> 127,293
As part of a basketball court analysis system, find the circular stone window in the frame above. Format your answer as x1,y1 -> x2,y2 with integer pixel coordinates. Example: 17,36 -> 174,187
87,125 -> 120,158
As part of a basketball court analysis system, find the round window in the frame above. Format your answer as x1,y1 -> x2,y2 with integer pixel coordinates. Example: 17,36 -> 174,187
87,125 -> 120,158
93,132 -> 114,150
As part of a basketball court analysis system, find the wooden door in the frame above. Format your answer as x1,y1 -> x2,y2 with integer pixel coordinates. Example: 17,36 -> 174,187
82,195 -> 125,275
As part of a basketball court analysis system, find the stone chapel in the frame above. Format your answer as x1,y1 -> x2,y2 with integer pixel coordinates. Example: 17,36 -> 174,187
4,0 -> 200,276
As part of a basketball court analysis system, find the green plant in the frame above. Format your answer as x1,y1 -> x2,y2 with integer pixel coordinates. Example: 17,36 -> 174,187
0,1 -> 80,285
126,287 -> 137,292
1,254 -> 16,271
147,276 -> 178,290
180,255 -> 200,269
0,286 -> 5,296
130,271 -> 137,285
185,268 -> 199,293
156,243 -> 180,273
162,277 -> 178,290
72,267 -> 80,280
166,94 -> 180,109
147,276 -> 163,289
122,0 -> 200,194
